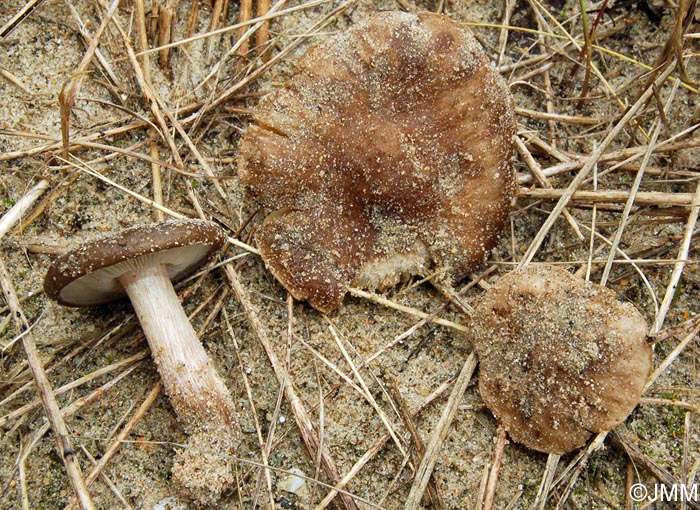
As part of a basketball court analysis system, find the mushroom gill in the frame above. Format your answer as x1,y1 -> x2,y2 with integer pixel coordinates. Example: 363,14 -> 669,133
237,11 -> 516,312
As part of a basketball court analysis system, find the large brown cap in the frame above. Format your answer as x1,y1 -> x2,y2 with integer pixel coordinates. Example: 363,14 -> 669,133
471,265 -> 652,454
237,11 -> 516,313
44,219 -> 226,307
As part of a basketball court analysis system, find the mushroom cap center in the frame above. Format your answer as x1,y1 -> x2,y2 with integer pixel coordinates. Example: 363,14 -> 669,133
237,11 -> 517,312
471,265 -> 652,454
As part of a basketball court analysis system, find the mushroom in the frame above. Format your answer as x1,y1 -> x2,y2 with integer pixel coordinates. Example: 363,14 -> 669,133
44,219 -> 238,505
470,264 -> 652,454
237,11 -> 516,312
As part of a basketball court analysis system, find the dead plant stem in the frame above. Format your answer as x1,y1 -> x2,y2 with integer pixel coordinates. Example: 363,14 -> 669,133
519,64 -> 677,267
0,256 -> 95,510
403,352 -> 478,510
224,264 -> 360,510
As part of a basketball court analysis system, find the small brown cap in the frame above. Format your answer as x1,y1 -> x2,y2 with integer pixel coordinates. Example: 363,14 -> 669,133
237,11 -> 516,312
44,219 -> 226,307
471,265 -> 652,454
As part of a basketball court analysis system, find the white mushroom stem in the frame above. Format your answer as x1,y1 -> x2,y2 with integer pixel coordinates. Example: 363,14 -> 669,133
118,259 -> 237,505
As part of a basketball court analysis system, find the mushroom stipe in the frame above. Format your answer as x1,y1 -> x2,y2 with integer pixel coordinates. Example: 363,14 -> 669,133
44,219 -> 239,506
237,11 -> 517,313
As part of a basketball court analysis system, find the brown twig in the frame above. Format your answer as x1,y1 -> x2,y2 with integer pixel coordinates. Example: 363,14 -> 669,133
255,0 -> 272,61
96,14 -> 231,204
236,0 -> 254,65
635,0 -> 698,102
481,428 -> 507,510
134,0 -> 165,221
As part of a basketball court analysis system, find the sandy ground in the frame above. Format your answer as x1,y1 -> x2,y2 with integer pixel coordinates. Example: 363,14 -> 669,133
1,0 -> 699,509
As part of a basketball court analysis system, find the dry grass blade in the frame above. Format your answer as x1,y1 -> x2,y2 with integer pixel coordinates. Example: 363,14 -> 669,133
57,155 -> 257,253
67,3 -> 123,102
531,453 -> 560,510
645,321 -> 700,393
2,362 -> 141,504
348,287 -> 468,332
515,135 -> 583,240
59,0 -> 119,159
386,377 -> 445,509
515,107 -> 603,125
79,447 -> 133,509
551,433 -> 607,509
517,132 -> 700,185
0,180 -> 48,240
652,176 -> 700,333
327,321 -> 406,456
0,0 -> 47,38
609,430 -> 700,510
63,383 -> 163,510
0,256 -> 95,510
519,64 -> 677,267
481,427 -> 507,510
133,0 -> 165,222
0,67 -> 30,93
315,372 -> 459,509
223,307 -> 275,510
403,353 -> 477,510
207,0 -> 226,60
637,0 -> 698,95
224,264 -> 361,510
0,351 -> 148,427
599,79 -> 681,287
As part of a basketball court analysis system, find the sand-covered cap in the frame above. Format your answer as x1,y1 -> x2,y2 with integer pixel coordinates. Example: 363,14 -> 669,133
237,11 -> 517,312
471,265 -> 652,454
44,219 -> 226,307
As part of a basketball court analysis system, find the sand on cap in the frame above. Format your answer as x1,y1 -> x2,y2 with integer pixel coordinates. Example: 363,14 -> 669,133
237,11 -> 517,312
471,265 -> 652,454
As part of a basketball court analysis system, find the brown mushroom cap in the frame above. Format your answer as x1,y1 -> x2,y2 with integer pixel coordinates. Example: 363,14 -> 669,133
237,11 -> 516,312
471,265 -> 652,454
44,219 -> 226,307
